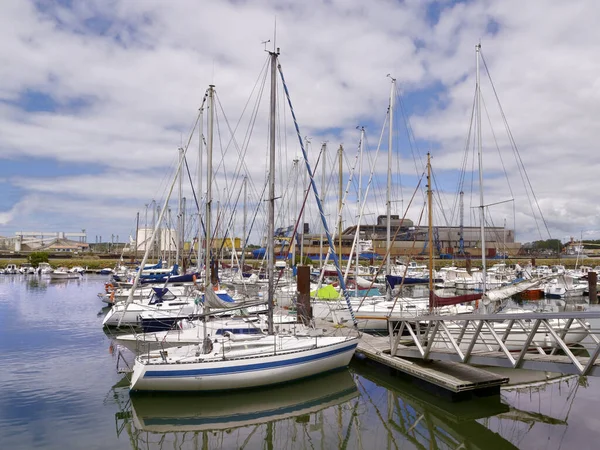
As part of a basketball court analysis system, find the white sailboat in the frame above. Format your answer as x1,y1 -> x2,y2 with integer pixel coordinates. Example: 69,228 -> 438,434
101,287 -> 198,327
427,45 -> 588,351
129,51 -> 358,392
115,312 -> 308,353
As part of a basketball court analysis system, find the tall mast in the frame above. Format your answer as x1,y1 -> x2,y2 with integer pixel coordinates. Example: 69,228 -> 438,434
181,197 -> 186,271
319,143 -> 327,269
427,153 -> 434,297
292,158 -> 298,266
476,43 -> 486,296
177,147 -> 183,268
338,144 -> 343,255
386,77 -> 395,277
205,86 -> 214,294
300,137 -> 309,264
197,103 -> 204,270
167,208 -> 172,265
459,190 -> 464,255
134,211 -> 139,262
356,127 -> 365,294
267,49 -> 279,335
241,175 -> 247,272
151,199 -> 156,262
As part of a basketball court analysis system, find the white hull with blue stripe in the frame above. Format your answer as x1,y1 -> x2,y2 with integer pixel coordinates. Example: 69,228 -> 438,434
130,335 -> 358,392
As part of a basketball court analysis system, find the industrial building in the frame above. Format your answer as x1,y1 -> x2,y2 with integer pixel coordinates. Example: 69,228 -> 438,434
11,231 -> 89,253
302,215 -> 520,259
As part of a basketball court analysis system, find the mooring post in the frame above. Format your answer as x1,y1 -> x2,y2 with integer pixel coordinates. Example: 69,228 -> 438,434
297,265 -> 312,324
589,271 -> 598,305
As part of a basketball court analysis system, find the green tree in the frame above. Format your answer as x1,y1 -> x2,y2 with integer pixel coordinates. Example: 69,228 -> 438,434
532,239 -> 562,251
29,252 -> 49,268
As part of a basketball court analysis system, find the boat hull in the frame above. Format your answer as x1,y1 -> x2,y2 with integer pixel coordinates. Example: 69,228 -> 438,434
49,272 -> 81,280
130,337 -> 358,392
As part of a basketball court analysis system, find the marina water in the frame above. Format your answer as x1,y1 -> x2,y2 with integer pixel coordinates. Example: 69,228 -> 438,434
1,275 -> 600,449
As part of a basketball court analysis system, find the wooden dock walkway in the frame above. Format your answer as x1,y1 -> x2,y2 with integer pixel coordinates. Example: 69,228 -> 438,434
313,319 -> 508,397
356,332 -> 508,395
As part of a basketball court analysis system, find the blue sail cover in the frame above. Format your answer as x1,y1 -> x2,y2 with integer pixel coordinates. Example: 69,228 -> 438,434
136,259 -> 163,271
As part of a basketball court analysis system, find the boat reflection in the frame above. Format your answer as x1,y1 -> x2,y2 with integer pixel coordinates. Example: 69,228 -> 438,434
132,369 -> 358,432
114,369 -> 359,449
112,358 -> 588,449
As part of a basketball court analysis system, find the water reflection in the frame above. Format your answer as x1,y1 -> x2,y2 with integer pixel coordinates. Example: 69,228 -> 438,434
486,369 -> 589,448
113,362 -> 577,450
24,276 -> 48,292
353,360 -> 518,449
114,369 -> 359,449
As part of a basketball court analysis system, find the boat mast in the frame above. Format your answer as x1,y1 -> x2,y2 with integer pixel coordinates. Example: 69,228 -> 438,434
386,76 -> 395,278
300,137 -> 309,264
459,191 -> 464,255
338,144 -> 343,255
177,147 -> 183,269
197,102 -> 204,271
151,199 -> 156,262
204,85 -> 215,347
267,49 -> 279,335
134,211 -> 139,262
241,175 -> 247,272
320,143 -> 327,269
356,127 -> 365,294
476,43 -> 487,296
182,197 -> 187,271
427,153 -> 434,304
292,158 -> 298,267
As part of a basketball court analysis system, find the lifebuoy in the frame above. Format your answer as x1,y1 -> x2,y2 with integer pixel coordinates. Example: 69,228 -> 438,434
105,282 -> 114,294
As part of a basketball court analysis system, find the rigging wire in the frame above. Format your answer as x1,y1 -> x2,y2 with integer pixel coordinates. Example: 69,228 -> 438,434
480,49 -> 553,240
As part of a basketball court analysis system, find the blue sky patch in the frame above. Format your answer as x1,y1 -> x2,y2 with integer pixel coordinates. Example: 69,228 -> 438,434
3,90 -> 95,115
0,157 -> 104,179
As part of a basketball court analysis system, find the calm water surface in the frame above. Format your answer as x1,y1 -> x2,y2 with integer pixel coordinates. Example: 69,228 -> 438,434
1,275 -> 600,449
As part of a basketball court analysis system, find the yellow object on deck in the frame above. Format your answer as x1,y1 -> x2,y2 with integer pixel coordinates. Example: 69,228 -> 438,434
311,284 -> 341,299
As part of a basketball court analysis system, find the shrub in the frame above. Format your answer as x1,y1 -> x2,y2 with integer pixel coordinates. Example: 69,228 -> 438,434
29,252 -> 49,268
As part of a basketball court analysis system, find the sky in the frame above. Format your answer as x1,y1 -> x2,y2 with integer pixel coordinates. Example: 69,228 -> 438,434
1,0 -> 599,248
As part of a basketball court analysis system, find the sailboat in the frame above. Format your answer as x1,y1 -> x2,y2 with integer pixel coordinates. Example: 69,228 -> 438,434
129,49 -> 358,392
423,45 -> 588,352
429,45 -> 549,311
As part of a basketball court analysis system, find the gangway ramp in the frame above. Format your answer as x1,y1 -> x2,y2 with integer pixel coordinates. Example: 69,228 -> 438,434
388,310 -> 600,376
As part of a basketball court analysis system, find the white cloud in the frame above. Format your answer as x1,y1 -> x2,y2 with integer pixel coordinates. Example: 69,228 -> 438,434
0,0 -> 599,244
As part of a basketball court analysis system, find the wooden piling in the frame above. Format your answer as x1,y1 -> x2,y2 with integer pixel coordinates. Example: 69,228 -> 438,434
589,271 -> 598,305
296,265 -> 312,324
211,259 -> 219,286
